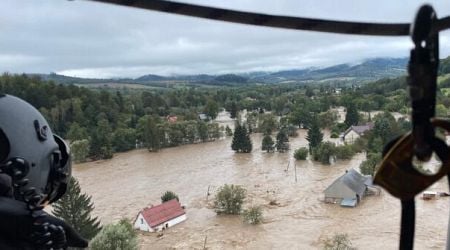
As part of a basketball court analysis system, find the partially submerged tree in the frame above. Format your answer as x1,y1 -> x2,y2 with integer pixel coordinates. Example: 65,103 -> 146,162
214,184 -> 246,215
231,123 -> 252,153
242,206 -> 263,225
294,147 -> 308,160
53,177 -> 101,241
90,219 -> 138,250
275,129 -> 289,152
323,233 -> 356,250
261,135 -> 275,153
161,191 -> 179,203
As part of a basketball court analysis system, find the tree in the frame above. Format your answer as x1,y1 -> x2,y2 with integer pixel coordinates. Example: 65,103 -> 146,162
323,233 -> 356,250
294,147 -> 308,160
229,101 -> 238,119
53,177 -> 101,241
258,113 -> 278,135
90,219 -> 138,250
204,99 -> 219,120
242,206 -> 263,224
70,139 -> 90,163
275,129 -> 289,152
312,142 -> 336,164
112,128 -> 136,152
306,118 -> 323,153
66,122 -> 89,141
161,191 -> 179,203
139,116 -> 161,151
214,184 -> 246,215
360,153 -> 382,176
89,119 -> 113,159
231,123 -> 252,153
194,121 -> 207,142
225,125 -> 233,136
345,103 -> 359,127
261,135 -> 274,152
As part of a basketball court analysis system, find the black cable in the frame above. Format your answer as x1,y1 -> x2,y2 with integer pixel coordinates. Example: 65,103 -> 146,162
400,199 -> 415,250
87,0 -> 450,36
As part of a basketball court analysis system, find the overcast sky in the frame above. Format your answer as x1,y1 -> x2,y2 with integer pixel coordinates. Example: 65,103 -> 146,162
1,0 -> 450,78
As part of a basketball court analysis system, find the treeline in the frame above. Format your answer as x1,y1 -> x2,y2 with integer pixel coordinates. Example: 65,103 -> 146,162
0,73 -> 226,161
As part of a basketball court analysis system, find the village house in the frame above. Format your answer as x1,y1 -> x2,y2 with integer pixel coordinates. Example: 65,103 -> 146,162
341,123 -> 373,144
324,168 -> 373,207
134,199 -> 186,232
166,115 -> 178,123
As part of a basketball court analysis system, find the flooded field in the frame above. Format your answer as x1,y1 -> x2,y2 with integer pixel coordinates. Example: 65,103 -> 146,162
73,130 -> 449,249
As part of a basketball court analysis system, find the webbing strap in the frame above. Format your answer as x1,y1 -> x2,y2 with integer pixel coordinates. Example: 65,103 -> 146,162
87,0 -> 450,36
400,199 -> 415,250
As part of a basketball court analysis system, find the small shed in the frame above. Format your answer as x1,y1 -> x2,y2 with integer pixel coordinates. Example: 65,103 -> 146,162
134,199 -> 186,232
324,169 -> 372,207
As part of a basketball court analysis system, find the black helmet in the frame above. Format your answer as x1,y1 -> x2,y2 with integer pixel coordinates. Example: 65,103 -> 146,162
0,94 -> 71,208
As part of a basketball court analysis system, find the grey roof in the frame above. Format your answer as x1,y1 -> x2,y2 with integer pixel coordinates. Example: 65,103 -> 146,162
341,169 -> 368,196
340,198 -> 357,207
344,123 -> 374,136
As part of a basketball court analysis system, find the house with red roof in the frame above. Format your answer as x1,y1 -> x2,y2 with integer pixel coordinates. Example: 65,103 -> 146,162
134,199 -> 186,232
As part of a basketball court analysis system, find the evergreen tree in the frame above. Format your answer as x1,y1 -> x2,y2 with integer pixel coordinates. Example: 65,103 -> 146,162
230,102 -> 238,119
231,123 -> 252,153
261,135 -> 274,152
275,129 -> 289,152
306,118 -> 323,153
53,177 -> 101,241
345,103 -> 359,127
142,116 -> 161,152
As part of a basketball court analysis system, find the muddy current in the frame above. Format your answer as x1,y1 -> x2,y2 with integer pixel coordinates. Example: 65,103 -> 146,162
73,129 -> 450,249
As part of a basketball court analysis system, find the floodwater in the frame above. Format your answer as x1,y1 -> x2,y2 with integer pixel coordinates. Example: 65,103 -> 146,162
73,130 -> 449,250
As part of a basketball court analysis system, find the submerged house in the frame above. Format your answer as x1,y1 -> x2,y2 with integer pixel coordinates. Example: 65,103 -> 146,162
324,169 -> 372,207
134,199 -> 186,232
342,123 -> 374,144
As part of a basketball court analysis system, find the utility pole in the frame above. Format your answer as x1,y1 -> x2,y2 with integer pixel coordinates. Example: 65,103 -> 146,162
294,161 -> 298,183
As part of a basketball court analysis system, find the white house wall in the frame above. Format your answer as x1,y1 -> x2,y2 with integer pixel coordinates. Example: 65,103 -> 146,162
135,213 -> 187,233
134,213 -> 151,232
344,130 -> 360,144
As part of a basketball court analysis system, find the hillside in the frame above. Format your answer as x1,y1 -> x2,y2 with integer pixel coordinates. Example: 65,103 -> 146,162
29,57 -> 409,87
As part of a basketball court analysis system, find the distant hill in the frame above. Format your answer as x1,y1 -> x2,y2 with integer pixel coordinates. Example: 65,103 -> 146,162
29,57 -> 409,87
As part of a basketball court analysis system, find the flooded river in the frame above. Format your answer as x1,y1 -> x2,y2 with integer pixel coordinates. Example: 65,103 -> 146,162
73,130 -> 449,249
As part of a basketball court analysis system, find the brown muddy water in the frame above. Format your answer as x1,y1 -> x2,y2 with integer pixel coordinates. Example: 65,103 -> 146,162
73,130 -> 449,249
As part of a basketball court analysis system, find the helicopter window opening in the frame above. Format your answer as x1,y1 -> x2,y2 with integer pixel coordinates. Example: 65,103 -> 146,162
0,129 -> 10,163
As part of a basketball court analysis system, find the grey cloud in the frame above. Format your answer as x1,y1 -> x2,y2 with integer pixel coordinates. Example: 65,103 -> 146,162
1,0 -> 450,78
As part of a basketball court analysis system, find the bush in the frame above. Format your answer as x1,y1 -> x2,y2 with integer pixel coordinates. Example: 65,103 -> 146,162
323,233 -> 356,250
161,191 -> 179,203
214,184 -> 246,215
335,145 -> 356,160
90,219 -> 138,250
330,132 -> 339,138
242,206 -> 263,224
294,147 -> 309,160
